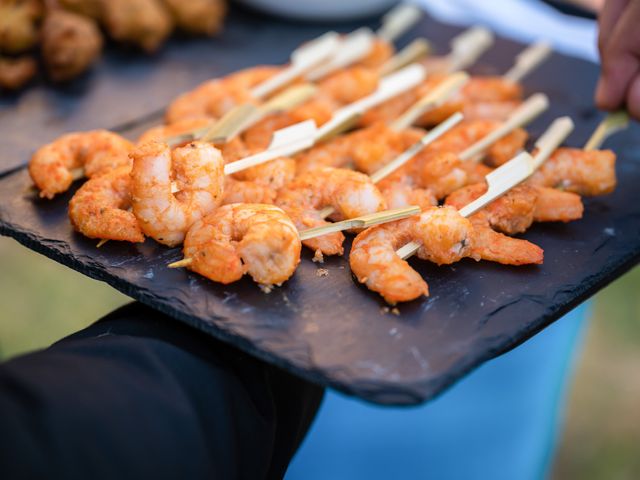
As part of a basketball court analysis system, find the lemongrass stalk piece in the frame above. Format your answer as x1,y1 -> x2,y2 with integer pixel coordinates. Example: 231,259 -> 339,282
199,104 -> 258,144
584,110 -> 630,151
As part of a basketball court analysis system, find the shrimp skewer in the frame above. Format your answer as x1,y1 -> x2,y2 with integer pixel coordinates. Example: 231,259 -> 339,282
29,130 -> 133,199
527,111 -> 628,196
397,116 -> 575,259
71,121 -> 318,246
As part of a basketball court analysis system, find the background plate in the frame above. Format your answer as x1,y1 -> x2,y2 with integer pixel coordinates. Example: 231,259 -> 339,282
1,8 -> 639,405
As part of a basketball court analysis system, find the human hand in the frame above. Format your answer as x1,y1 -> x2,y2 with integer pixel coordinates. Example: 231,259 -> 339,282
595,0 -> 640,118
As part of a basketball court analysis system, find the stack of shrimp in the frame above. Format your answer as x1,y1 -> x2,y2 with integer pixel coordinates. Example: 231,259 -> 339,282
27,33 -> 618,305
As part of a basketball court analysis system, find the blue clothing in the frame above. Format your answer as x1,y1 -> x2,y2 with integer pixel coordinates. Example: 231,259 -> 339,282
286,304 -> 588,480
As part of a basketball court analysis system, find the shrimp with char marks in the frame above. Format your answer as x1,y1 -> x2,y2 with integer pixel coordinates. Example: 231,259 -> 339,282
29,129 -> 133,199
183,203 -> 301,287
130,140 -> 224,247
68,165 -> 144,243
276,167 -> 387,256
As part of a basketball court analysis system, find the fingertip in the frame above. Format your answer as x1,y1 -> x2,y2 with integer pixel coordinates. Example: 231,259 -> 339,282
626,74 -> 640,120
595,76 -> 618,110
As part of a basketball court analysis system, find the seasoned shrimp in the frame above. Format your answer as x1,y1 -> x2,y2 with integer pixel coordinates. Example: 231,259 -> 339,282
461,77 -> 523,102
527,147 -> 617,196
380,182 -> 437,210
29,129 -> 133,199
183,203 -> 301,286
222,177 -> 276,205
69,166 -> 144,243
276,167 -> 387,256
316,66 -> 379,105
130,140 -> 224,246
296,122 -> 421,174
350,207 -> 476,304
357,37 -> 394,69
463,100 -> 521,124
165,66 -> 279,123
445,183 -> 583,234
469,216 -> 544,266
231,156 -> 296,191
137,117 -> 212,145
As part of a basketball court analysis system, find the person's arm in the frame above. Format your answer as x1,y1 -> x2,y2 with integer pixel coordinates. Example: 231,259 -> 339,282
595,0 -> 640,118
0,303 -> 324,480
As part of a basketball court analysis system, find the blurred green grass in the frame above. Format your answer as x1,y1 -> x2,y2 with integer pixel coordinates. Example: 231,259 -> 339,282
0,235 -> 639,478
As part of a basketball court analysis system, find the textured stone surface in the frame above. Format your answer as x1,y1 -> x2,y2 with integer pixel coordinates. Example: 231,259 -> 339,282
1,9 -> 639,405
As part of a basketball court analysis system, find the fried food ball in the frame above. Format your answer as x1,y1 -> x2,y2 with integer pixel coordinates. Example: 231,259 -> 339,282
161,0 -> 227,36
101,0 -> 173,53
0,0 -> 43,54
41,9 -> 102,82
0,54 -> 36,89
57,0 -> 101,19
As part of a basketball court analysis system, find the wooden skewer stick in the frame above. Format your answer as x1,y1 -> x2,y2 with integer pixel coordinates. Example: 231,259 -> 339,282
317,111 -> 464,219
199,104 -> 259,144
315,63 -> 427,142
396,116 -> 575,260
503,41 -> 552,83
379,38 -> 432,76
584,110 -> 630,151
377,3 -> 422,42
168,205 -> 422,269
309,5 -> 422,81
251,32 -> 340,99
391,71 -> 470,131
458,93 -> 549,162
223,120 -> 318,175
307,28 -> 377,81
371,112 -> 465,183
446,26 -> 494,73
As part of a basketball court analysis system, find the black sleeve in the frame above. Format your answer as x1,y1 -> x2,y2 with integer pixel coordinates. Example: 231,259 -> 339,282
0,302 -> 324,480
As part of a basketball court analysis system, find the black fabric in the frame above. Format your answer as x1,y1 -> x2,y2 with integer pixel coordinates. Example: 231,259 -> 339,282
0,303 -> 324,479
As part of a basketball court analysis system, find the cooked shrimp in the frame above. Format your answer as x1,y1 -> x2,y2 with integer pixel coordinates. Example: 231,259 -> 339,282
316,66 -> 379,105
231,156 -> 296,191
137,117 -> 212,145
463,100 -> 521,124
296,122 -> 421,174
527,147 -> 616,196
222,177 -> 276,205
350,206 -> 475,304
357,37 -> 394,69
130,140 -> 224,246
164,66 -> 279,123
68,166 -> 144,243
29,129 -> 133,199
445,183 -> 583,235
183,203 -> 301,286
469,217 -> 544,266
461,77 -> 523,102
380,182 -> 437,210
276,167 -> 387,256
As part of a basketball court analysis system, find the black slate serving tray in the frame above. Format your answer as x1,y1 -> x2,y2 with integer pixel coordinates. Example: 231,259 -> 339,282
1,8 -> 639,405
